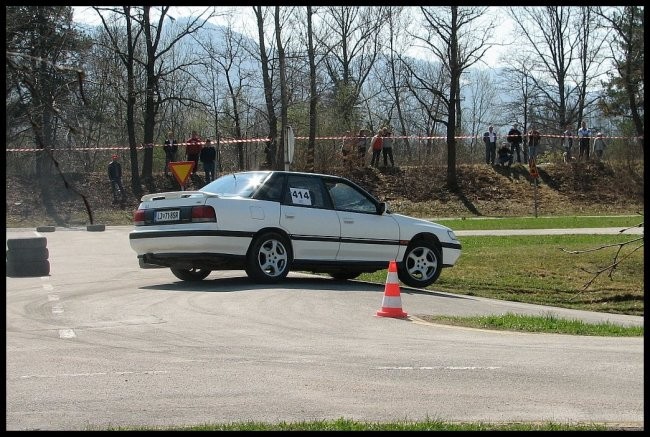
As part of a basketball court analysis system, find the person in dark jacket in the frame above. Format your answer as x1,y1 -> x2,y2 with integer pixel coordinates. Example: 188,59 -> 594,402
482,125 -> 497,165
185,130 -> 203,175
163,130 -> 178,176
108,154 -> 125,203
199,138 -> 217,183
527,126 -> 542,162
506,124 -> 523,164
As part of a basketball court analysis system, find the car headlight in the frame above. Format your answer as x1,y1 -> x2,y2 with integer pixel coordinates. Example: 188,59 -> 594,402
447,230 -> 458,241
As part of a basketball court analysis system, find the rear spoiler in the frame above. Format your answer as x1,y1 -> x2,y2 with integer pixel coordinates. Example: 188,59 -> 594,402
140,191 -> 220,202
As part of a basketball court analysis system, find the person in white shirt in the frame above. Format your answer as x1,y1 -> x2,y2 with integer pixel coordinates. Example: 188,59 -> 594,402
577,121 -> 591,160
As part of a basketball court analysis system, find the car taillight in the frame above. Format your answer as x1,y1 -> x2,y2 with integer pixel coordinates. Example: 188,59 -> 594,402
134,209 -> 146,226
191,205 -> 216,223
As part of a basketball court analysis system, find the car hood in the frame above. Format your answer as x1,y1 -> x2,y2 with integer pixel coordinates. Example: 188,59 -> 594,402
390,213 -> 455,235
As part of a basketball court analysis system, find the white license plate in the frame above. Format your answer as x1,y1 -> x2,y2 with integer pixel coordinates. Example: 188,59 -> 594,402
155,210 -> 180,222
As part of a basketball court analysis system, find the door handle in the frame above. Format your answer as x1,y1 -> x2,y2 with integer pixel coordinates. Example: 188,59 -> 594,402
343,219 -> 354,224
285,214 -> 295,219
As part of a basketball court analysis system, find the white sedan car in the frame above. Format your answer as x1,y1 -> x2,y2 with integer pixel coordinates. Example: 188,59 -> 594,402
129,171 -> 461,288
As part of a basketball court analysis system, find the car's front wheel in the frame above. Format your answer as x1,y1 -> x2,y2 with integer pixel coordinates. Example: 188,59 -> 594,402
245,232 -> 291,283
397,240 -> 442,288
170,266 -> 211,281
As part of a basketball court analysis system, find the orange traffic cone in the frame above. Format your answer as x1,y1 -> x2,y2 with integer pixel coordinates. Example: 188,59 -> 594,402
376,260 -> 408,318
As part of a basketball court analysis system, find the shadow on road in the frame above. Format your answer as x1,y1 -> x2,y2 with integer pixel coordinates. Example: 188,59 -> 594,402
139,274 -> 476,301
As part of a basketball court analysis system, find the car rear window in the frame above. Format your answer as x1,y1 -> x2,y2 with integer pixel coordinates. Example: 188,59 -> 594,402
201,172 -> 270,197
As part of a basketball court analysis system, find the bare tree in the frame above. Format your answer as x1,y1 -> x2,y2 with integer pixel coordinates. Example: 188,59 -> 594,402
93,6 -> 146,194
318,6 -> 386,131
275,6 -> 289,170
463,69 -> 499,158
194,23 -> 255,171
378,6 -> 414,156
306,5 -> 318,172
595,6 -> 644,154
499,54 -> 540,156
253,6 -> 279,169
139,6 -> 216,180
509,6 -> 607,135
412,6 -> 493,188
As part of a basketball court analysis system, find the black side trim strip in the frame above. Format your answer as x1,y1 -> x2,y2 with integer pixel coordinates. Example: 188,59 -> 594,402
441,241 -> 462,250
130,230 -> 254,239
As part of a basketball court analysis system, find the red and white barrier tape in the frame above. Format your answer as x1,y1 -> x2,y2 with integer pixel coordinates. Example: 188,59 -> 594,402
6,133 -> 643,152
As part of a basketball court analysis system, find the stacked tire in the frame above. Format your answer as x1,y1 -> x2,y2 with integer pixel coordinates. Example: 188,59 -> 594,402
6,237 -> 50,277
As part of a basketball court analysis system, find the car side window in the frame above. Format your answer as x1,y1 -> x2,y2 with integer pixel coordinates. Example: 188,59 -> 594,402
325,181 -> 377,214
254,173 -> 284,202
284,175 -> 328,209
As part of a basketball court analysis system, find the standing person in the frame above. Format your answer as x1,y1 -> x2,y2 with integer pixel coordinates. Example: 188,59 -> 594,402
592,132 -> 607,161
356,129 -> 370,166
108,154 -> 126,203
369,129 -> 383,168
199,138 -> 217,183
382,129 -> 395,167
527,126 -> 541,162
163,130 -> 178,176
561,124 -> 574,162
506,124 -> 523,164
577,121 -> 591,161
340,131 -> 354,166
185,130 -> 203,175
482,125 -> 497,165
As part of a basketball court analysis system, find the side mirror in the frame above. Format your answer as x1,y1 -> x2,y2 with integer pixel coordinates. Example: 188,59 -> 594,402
377,202 -> 387,215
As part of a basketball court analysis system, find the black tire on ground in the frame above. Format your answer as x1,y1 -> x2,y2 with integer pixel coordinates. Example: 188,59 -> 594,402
6,237 -> 47,250
6,247 -> 49,263
170,267 -> 211,281
397,239 -> 442,288
329,271 -> 362,281
245,232 -> 291,284
36,226 -> 56,232
86,224 -> 106,232
6,259 -> 50,277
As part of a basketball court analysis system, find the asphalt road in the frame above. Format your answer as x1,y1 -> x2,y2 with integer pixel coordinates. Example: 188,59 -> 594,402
5,226 -> 644,430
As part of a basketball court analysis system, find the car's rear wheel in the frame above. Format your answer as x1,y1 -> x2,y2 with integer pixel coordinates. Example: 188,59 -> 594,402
329,271 -> 362,281
245,232 -> 291,283
397,239 -> 442,288
170,266 -> 211,281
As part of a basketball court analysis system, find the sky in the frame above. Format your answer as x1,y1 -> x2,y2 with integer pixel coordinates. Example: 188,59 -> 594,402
72,6 -> 515,69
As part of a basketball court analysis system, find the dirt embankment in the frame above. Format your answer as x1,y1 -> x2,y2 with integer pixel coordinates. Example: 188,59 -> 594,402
5,161 -> 644,226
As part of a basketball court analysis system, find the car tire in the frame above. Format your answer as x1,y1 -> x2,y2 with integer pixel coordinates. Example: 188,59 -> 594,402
6,237 -> 47,250
86,224 -> 106,232
6,247 -> 49,263
329,271 -> 362,281
170,267 -> 211,281
6,259 -> 50,277
397,239 -> 442,288
245,232 -> 291,283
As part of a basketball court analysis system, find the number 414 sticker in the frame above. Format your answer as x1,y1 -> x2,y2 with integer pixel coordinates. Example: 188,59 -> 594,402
289,187 -> 312,206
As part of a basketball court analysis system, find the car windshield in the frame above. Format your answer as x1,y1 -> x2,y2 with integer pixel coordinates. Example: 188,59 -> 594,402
201,171 -> 270,197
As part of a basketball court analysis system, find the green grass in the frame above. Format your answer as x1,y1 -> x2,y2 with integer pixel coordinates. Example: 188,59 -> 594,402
419,312 -> 642,336
107,418 -> 616,431
361,234 -> 644,316
434,214 -> 643,230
